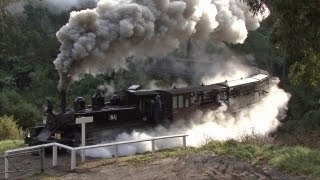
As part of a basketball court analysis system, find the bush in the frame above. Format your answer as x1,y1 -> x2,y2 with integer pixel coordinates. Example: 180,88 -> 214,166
0,116 -> 23,141
0,90 -> 41,128
0,140 -> 25,153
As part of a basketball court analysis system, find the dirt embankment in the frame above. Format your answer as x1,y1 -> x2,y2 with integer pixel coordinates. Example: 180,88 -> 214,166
1,151 -> 307,180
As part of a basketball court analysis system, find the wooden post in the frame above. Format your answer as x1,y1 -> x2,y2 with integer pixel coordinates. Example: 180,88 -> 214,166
71,149 -> 76,170
115,145 -> 118,158
81,123 -> 85,163
76,117 -> 93,163
52,145 -> 57,167
151,140 -> 155,154
4,152 -> 8,179
40,147 -> 45,173
183,136 -> 186,148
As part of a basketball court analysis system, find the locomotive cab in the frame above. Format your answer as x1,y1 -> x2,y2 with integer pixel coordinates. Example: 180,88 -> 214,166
127,90 -> 161,124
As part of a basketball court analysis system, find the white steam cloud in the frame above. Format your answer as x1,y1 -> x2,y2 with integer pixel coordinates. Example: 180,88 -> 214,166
54,0 -> 269,91
201,61 -> 251,85
85,74 -> 291,158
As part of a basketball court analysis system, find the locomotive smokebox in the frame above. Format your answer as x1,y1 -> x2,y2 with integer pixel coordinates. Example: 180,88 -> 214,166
60,90 -> 67,113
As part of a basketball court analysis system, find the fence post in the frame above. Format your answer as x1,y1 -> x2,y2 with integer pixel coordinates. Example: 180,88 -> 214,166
115,145 -> 119,158
183,136 -> 186,148
71,149 -> 76,170
52,145 -> 57,167
151,140 -> 155,154
40,147 -> 45,173
4,152 -> 9,179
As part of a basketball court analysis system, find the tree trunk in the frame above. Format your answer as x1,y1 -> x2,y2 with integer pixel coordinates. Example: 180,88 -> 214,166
0,10 -> 5,35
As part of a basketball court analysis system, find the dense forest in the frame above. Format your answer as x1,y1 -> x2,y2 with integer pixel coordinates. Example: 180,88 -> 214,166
0,0 -> 319,136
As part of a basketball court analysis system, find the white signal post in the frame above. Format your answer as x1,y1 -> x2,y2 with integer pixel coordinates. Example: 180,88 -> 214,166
76,117 -> 93,163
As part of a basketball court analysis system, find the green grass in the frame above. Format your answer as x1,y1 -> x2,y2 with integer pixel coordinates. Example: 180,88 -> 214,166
199,140 -> 320,177
33,172 -> 59,179
114,139 -> 320,177
1,137 -> 315,177
0,140 -> 25,154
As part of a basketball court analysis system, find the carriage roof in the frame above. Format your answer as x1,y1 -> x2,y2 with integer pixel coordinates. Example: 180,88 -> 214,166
219,74 -> 269,87
160,84 -> 226,95
127,90 -> 159,96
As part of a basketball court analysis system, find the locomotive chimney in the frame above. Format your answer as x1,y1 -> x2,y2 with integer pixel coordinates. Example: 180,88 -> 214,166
60,90 -> 67,113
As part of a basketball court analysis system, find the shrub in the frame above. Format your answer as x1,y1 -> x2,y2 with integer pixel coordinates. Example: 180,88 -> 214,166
0,90 -> 41,128
0,116 -> 23,140
0,140 -> 25,153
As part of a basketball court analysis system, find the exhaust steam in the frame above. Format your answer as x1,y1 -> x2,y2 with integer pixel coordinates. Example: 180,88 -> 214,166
85,73 -> 290,158
54,0 -> 269,91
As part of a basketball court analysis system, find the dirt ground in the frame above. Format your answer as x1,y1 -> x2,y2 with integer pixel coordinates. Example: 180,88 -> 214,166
0,151 -> 308,180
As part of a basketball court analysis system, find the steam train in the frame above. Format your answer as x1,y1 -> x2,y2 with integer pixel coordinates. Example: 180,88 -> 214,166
25,70 -> 270,147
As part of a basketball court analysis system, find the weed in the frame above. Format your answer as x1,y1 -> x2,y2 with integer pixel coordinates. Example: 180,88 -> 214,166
0,140 -> 25,154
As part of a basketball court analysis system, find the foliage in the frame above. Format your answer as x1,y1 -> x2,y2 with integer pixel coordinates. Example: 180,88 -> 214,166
271,0 -> 320,87
69,74 -> 107,103
0,90 -> 42,128
289,50 -> 320,88
0,140 -> 25,153
231,21 -> 285,78
0,116 -> 23,141
242,0 -> 268,14
277,86 -> 320,133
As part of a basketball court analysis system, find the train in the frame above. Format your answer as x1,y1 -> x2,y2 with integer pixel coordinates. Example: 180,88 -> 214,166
25,69 -> 270,147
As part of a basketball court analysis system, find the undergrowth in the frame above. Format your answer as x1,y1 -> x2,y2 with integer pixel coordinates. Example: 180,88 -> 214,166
200,140 -> 320,177
116,139 -> 320,177
0,140 -> 25,154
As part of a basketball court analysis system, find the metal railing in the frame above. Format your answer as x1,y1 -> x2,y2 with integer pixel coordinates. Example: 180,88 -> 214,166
3,134 -> 188,179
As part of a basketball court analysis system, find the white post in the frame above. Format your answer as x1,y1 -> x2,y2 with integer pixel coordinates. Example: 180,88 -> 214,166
151,140 -> 155,154
183,136 -> 186,148
81,123 -> 85,163
52,145 -> 57,167
76,117 -> 93,163
71,149 -> 76,170
4,152 -> 9,179
114,145 -> 118,158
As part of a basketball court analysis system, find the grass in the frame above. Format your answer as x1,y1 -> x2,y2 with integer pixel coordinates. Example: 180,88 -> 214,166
0,140 -> 25,154
101,139 -> 320,178
33,172 -> 58,179
1,137 -> 318,177
199,140 -> 320,177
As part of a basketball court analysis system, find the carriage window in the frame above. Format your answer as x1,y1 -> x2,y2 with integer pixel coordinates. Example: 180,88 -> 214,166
203,91 -> 213,102
179,95 -> 184,108
230,89 -> 239,97
173,96 -> 178,109
185,95 -> 189,107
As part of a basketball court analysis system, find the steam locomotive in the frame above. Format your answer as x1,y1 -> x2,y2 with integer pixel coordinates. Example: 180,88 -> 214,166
25,70 -> 269,147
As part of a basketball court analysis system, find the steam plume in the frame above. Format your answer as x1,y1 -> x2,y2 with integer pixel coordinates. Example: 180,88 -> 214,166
54,0 -> 269,91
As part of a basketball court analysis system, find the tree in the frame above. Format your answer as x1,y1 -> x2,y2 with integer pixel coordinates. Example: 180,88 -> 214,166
243,0 -> 269,14
271,0 -> 320,87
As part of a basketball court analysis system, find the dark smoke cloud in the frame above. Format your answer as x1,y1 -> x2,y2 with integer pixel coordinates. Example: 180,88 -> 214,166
54,0 -> 269,91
